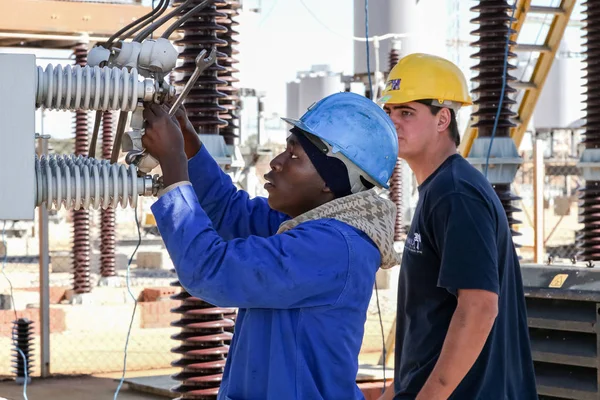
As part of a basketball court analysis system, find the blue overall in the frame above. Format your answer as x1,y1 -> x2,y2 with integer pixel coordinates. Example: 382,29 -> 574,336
151,146 -> 381,400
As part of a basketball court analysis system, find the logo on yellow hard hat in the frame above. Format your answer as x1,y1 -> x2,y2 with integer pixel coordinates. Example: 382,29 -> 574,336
383,78 -> 401,92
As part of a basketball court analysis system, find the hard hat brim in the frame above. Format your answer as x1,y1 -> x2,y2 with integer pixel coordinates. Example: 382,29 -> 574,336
281,117 -> 316,137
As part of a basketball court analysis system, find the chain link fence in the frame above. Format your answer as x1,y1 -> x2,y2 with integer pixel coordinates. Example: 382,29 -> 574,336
512,130 -> 583,263
0,197 -> 180,379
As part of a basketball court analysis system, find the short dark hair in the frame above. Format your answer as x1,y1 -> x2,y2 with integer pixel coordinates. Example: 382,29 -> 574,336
416,100 -> 460,147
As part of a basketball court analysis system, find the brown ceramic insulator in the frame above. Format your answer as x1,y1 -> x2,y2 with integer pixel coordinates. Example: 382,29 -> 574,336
494,184 -> 522,248
100,207 -> 116,277
581,0 -> 600,145
470,1 -> 521,243
577,1 -> 600,260
388,45 -> 403,240
12,318 -> 34,380
389,159 -> 404,241
577,184 -> 600,260
72,42 -> 91,293
173,0 -> 228,136
73,213 -> 91,293
100,111 -> 117,277
216,0 -> 241,145
388,46 -> 399,72
469,0 -> 518,138
101,111 -> 114,160
169,3 -> 236,396
170,278 -> 236,400
73,42 -> 89,155
222,309 -> 236,344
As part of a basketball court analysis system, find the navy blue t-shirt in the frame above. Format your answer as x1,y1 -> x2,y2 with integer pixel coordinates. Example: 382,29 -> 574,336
394,154 -> 537,399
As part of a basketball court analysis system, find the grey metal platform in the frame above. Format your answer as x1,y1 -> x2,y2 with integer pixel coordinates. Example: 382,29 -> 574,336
123,364 -> 389,398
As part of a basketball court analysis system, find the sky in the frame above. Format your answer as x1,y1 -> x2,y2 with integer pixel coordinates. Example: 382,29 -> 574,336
236,0 -> 354,113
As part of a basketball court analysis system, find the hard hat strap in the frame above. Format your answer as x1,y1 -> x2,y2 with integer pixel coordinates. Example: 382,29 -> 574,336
426,99 -> 462,113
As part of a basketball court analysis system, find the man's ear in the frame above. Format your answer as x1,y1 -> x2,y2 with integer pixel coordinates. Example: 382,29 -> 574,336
321,185 -> 335,201
437,108 -> 452,133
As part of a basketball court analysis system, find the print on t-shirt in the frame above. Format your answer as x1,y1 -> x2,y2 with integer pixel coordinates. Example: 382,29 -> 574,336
405,231 -> 422,254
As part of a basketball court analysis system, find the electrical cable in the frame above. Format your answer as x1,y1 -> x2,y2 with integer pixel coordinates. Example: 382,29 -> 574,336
374,279 -> 386,394
105,0 -> 168,47
113,206 -> 142,400
257,0 -> 279,28
298,0 -> 410,43
484,0 -> 518,178
113,4 -> 157,391
151,0 -> 156,40
1,222 -> 29,400
161,0 -> 214,39
134,0 -> 198,42
365,0 -> 373,100
364,0 -> 386,392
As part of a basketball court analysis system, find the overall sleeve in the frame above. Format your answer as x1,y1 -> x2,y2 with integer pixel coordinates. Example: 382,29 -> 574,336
427,193 -> 499,296
186,145 -> 289,239
151,184 -> 351,309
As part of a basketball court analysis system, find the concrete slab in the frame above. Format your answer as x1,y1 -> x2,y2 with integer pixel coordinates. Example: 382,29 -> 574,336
49,254 -> 71,273
97,276 -> 122,287
0,294 -> 13,310
0,375 -> 167,400
4,290 -> 39,309
64,286 -> 144,305
357,363 -> 389,382
123,364 -> 390,398
136,252 -> 163,269
123,374 -> 174,398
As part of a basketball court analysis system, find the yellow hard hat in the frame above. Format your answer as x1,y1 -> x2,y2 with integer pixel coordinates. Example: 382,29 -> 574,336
378,53 -> 472,108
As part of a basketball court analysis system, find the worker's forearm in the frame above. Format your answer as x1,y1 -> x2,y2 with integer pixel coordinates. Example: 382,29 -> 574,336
183,127 -> 202,159
160,154 -> 189,187
416,305 -> 496,400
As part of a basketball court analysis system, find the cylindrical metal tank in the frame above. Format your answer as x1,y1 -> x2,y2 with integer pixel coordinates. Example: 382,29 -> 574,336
533,37 -> 585,130
286,80 -> 300,119
353,0 -> 419,75
297,73 -> 343,115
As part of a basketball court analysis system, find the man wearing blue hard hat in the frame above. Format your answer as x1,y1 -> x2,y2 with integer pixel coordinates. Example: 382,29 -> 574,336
141,91 -> 401,399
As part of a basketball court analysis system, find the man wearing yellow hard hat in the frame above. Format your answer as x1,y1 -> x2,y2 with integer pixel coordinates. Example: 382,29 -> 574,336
377,53 -> 537,399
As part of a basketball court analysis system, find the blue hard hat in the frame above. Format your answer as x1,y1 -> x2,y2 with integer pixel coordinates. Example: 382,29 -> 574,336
281,92 -> 398,188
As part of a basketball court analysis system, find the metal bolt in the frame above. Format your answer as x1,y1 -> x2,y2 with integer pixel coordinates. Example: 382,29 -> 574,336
143,80 -> 156,102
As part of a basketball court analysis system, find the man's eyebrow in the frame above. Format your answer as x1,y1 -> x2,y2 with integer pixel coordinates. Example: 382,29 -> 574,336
387,105 -> 417,111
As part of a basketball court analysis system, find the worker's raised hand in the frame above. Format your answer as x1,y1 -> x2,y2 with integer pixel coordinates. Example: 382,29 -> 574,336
169,102 -> 202,159
143,103 -> 189,187
142,103 -> 185,164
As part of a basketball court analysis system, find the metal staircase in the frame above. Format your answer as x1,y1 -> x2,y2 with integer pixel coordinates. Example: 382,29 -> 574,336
460,0 -> 578,157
